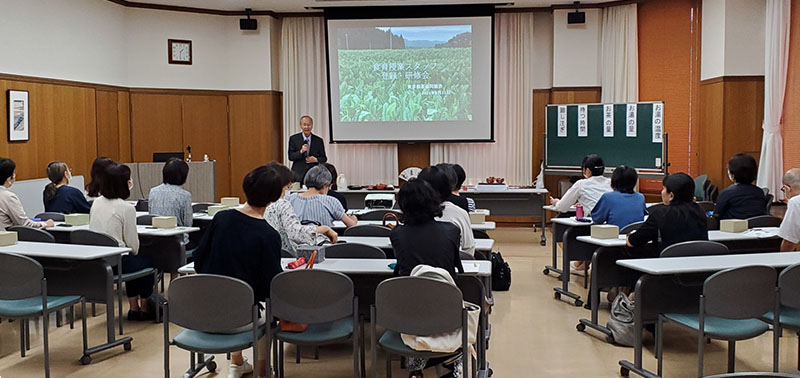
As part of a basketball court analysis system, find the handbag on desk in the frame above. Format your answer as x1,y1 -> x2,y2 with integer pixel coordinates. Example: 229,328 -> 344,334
279,251 -> 317,333
382,212 -> 401,229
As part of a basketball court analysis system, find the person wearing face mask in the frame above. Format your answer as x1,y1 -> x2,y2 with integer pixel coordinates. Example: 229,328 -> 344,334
263,162 -> 338,257
550,154 -> 613,215
43,161 -> 91,214
713,154 -> 767,220
89,163 -> 156,320
626,172 -> 708,255
0,158 -> 55,229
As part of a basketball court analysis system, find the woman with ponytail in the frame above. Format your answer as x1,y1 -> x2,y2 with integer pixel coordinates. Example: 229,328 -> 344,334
43,161 -> 91,214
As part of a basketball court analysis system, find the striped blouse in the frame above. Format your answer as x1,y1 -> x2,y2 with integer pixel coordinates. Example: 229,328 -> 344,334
287,193 -> 345,227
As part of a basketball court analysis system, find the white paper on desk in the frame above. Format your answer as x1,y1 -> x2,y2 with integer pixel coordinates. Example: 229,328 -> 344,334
463,263 -> 481,274
747,229 -> 779,238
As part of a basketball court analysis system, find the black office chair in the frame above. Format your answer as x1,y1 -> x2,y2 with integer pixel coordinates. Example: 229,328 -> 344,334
136,214 -> 155,226
324,243 -> 386,259
192,203 -> 212,213
343,225 -> 392,237
7,226 -> 56,243
697,201 -> 715,213
473,230 -> 491,239
747,215 -> 782,228
357,210 -> 402,221
620,221 -> 645,234
34,212 -> 65,222
660,240 -> 729,258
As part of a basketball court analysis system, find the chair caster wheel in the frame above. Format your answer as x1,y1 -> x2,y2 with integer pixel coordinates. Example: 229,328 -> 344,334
207,361 -> 217,372
575,299 -> 584,307
543,268 -> 550,275
124,342 -> 132,351
554,292 -> 561,300
80,355 -> 92,365
576,323 -> 586,332
488,367 -> 494,376
620,366 -> 630,376
540,240 -> 546,246
606,335 -> 615,344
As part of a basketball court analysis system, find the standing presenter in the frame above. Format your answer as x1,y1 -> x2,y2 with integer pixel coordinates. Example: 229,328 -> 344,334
288,115 -> 327,183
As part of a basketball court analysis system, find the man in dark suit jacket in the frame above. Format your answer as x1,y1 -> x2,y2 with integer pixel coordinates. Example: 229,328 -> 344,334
288,115 -> 327,183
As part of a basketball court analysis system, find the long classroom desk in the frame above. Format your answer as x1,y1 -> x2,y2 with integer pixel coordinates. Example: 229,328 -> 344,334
616,252 -> 800,378
0,241 -> 133,364
332,220 -> 496,232
550,216 -> 593,306
574,227 -> 782,344
338,236 -> 495,252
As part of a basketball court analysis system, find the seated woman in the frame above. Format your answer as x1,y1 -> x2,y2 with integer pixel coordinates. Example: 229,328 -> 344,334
390,179 -> 464,378
193,165 -> 284,378
627,172 -> 708,256
86,156 -> 114,199
89,163 -> 155,320
550,154 -> 612,215
714,153 -> 767,220
453,164 -> 476,212
148,158 -> 192,227
0,158 -> 54,229
289,165 -> 357,227
265,162 -> 338,257
323,163 -> 348,211
436,163 -> 469,212
43,161 -> 91,214
418,166 -> 476,258
391,179 -> 464,277
590,165 -> 648,229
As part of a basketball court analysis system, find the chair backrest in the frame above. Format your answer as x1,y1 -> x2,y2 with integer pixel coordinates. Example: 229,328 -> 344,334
460,251 -> 475,260
0,252 -> 43,300
707,216 -> 720,231
454,276 -> 485,308
660,240 -> 729,258
270,270 -> 353,324
769,202 -> 787,219
7,226 -> 55,243
620,221 -> 645,234
779,262 -> 800,310
764,194 -> 774,211
137,214 -> 155,226
281,249 -> 293,258
192,203 -> 212,213
70,229 -> 119,247
375,276 -> 463,336
343,224 -> 392,237
694,175 -> 708,200
472,230 -> 491,239
746,215 -> 782,228
135,199 -> 148,211
704,265 -> 776,319
697,201 -> 715,213
358,210 -> 402,221
324,243 -> 386,259
707,185 -> 719,203
34,212 -> 65,222
168,274 -> 255,333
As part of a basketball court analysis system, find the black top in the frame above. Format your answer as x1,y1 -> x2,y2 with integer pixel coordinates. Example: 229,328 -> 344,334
390,220 -> 464,277
193,209 -> 283,302
447,194 -> 470,212
628,201 -> 708,254
714,183 -> 767,220
44,185 -> 91,214
328,190 -> 348,211
287,133 -> 327,183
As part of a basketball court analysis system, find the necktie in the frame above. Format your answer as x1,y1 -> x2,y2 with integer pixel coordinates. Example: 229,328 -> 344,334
305,138 -> 310,157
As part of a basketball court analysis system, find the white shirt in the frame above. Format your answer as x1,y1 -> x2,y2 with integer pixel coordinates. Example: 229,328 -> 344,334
554,175 -> 613,215
779,195 -> 800,244
89,196 -> 140,254
437,201 -> 476,257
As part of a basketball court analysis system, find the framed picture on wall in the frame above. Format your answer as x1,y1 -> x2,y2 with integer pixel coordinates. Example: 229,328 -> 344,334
7,90 -> 29,142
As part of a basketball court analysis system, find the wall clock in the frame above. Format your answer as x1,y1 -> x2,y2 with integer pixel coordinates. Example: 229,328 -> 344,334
168,39 -> 192,65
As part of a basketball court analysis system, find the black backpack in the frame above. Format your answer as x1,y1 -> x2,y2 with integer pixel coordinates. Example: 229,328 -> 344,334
490,251 -> 511,291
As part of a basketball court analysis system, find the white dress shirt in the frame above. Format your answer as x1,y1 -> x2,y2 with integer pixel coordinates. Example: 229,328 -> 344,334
554,175 -> 613,215
437,201 -> 476,257
779,195 -> 800,244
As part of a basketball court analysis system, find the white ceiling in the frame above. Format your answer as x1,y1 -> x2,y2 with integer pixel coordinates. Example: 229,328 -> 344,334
127,0 -> 607,13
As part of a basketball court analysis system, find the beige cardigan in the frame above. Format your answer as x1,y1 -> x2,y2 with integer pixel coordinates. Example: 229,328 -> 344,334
0,186 -> 47,229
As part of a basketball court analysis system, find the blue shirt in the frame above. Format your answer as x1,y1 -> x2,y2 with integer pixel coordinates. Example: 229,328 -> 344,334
591,191 -> 647,229
288,193 -> 345,227
44,185 -> 91,214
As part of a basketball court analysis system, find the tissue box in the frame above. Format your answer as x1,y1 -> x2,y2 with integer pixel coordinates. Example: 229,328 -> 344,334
591,225 -> 620,239
64,213 -> 90,226
152,216 -> 177,229
221,197 -> 240,207
0,231 -> 18,246
296,245 -> 326,263
208,205 -> 227,216
469,210 -> 490,224
721,219 -> 748,233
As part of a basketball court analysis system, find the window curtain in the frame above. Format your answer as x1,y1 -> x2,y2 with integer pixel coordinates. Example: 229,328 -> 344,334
600,4 -> 639,103
280,17 -> 399,186
430,12 -> 535,186
757,0 -> 791,199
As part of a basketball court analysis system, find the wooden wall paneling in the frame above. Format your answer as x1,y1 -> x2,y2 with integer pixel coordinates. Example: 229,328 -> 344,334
698,80 -> 725,187
783,1 -> 800,168
228,94 -> 281,199
96,90 -> 120,161
182,95 -> 231,199
397,143 -> 430,175
531,89 -> 550,180
549,87 -> 602,105
118,91 -> 132,162
721,78 -> 764,172
264,93 -> 284,163
130,93 -> 183,162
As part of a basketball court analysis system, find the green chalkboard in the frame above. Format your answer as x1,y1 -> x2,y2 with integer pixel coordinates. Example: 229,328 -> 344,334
545,102 -> 665,173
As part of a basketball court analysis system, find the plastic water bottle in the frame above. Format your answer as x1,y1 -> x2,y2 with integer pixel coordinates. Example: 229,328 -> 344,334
203,154 -> 209,162
576,205 -> 584,219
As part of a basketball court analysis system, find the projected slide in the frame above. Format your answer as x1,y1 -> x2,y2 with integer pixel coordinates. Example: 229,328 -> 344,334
327,17 -> 493,142
337,25 -> 472,122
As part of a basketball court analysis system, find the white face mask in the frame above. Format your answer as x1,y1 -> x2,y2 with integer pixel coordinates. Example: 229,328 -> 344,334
128,179 -> 134,190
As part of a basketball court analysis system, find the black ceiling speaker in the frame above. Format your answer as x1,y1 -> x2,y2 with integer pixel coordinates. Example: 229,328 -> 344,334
240,8 -> 258,30
567,1 -> 585,24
